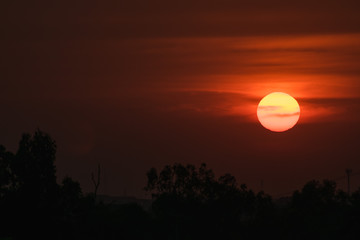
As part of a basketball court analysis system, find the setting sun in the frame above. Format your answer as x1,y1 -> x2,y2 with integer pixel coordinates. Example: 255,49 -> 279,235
257,92 -> 300,132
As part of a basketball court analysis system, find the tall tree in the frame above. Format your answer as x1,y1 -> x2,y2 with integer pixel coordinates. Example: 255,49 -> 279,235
9,130 -> 60,239
12,129 -> 58,198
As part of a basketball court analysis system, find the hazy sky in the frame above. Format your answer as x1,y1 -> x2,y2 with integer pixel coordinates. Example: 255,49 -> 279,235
1,0 -> 360,197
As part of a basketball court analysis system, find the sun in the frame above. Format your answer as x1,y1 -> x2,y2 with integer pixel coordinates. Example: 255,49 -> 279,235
257,92 -> 300,132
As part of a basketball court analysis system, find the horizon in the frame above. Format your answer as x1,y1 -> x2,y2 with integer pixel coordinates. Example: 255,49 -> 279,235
1,0 -> 360,199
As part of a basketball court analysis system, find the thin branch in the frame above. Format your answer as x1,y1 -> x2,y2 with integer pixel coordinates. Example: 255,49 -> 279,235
91,163 -> 101,199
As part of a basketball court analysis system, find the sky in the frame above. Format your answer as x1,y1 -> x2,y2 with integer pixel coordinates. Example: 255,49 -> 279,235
1,0 -> 360,198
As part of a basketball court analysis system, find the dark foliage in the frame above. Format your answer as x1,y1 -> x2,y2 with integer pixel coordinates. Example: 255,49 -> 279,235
1,131 -> 360,239
145,163 -> 273,239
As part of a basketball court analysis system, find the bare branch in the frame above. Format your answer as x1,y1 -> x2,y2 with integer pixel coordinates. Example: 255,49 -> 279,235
91,163 -> 101,199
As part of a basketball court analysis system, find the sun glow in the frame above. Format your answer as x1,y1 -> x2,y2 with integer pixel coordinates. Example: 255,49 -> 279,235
257,92 -> 300,132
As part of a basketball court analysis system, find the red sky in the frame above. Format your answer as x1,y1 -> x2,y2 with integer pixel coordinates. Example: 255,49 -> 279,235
1,0 -> 360,197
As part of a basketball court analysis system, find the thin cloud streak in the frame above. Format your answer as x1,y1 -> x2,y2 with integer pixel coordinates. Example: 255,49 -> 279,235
262,112 -> 300,118
123,90 -> 359,124
257,106 -> 282,111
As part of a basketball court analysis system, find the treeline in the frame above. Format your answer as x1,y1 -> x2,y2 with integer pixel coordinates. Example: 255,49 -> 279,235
144,164 -> 360,239
1,130 -> 360,239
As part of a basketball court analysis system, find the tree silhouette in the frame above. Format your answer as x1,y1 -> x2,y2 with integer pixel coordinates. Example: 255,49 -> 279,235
145,163 -> 273,240
5,130 -> 59,238
3,130 -> 360,239
0,145 -> 14,199
12,130 -> 58,198
60,176 -> 83,213
0,145 -> 15,238
0,130 -> 92,239
284,180 -> 350,239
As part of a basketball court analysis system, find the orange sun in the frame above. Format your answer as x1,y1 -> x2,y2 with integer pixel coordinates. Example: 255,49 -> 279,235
257,92 -> 300,132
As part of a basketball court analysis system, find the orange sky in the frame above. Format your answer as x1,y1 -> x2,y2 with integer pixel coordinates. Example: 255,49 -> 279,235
119,33 -> 360,125
1,0 -> 360,197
